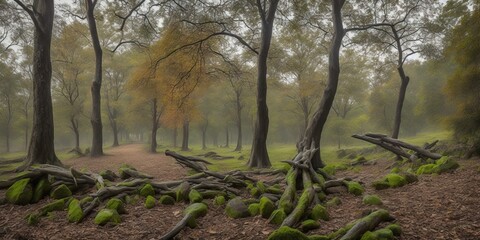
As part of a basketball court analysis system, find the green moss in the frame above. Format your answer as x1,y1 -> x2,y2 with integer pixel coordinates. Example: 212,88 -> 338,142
300,219 -> 320,232
400,171 -> 418,183
317,192 -> 327,201
145,195 -> 156,209
248,203 -> 260,216
372,181 -> 390,190
434,156 -> 459,173
308,235 -> 331,240
385,174 -> 407,188
266,186 -> 283,195
250,187 -> 261,197
159,195 -> 175,205
139,184 -> 155,197
362,195 -> 383,206
6,178 -> 33,205
32,176 -> 50,203
94,209 -> 121,226
310,204 -> 329,221
326,197 -> 341,207
79,196 -> 93,207
360,228 -> 394,240
386,224 -> 402,236
39,199 -> 66,216
345,181 -> 364,196
175,182 -> 190,202
322,165 -> 336,176
184,202 -> 208,218
225,198 -> 250,219
188,189 -> 203,203
50,184 -> 72,199
259,196 -> 275,218
267,226 -> 309,240
67,199 -> 83,223
268,209 -> 286,225
214,195 -> 226,206
99,170 -> 118,181
416,164 -> 437,175
390,167 -> 400,173
256,181 -> 268,193
106,198 -> 126,214
26,213 -> 40,225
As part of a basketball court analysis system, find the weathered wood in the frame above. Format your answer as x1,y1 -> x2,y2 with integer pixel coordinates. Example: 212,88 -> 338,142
339,209 -> 395,240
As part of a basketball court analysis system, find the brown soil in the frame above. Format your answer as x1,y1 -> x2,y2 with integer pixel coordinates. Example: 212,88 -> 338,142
1,144 -> 479,240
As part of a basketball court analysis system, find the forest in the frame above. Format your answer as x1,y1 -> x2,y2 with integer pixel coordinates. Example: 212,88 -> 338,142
0,0 -> 479,239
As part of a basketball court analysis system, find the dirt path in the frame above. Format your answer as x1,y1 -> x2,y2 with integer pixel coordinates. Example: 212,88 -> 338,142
0,146 -> 479,239
63,144 -> 187,181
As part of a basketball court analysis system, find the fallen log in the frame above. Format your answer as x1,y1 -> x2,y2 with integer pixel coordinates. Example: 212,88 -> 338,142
159,203 -> 208,240
338,209 -> 395,240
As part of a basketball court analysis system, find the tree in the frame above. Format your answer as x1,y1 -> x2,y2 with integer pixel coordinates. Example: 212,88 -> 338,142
445,5 -> 480,157
0,61 -> 19,152
85,0 -> 104,157
247,0 -> 280,168
12,0 -> 62,168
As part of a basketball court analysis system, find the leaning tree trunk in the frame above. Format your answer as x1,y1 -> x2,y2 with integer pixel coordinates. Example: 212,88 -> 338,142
181,120 -> 190,151
19,0 -> 62,169
150,98 -> 160,153
297,0 -> 346,169
86,0 -> 103,157
248,0 -> 280,168
391,68 -> 409,139
70,116 -> 80,151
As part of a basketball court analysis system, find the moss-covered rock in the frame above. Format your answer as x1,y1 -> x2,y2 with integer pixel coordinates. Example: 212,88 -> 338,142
145,195 -> 156,209
400,171 -> 418,183
326,197 -> 342,207
6,178 -> 33,205
416,164 -> 437,175
139,183 -> 155,197
266,186 -> 283,195
250,187 -> 261,197
372,181 -> 390,190
268,209 -> 287,225
106,198 -> 126,214
26,213 -> 40,225
248,203 -> 260,216
188,189 -> 203,203
317,191 -> 327,202
345,181 -> 364,196
32,176 -> 51,203
225,198 -> 250,219
175,182 -> 191,202
256,181 -> 268,193
159,195 -> 175,205
385,174 -> 407,188
118,164 -> 137,179
390,167 -> 400,173
259,196 -> 275,218
308,235 -> 331,240
360,228 -> 394,240
184,202 -> 208,218
267,226 -> 309,240
94,209 -> 121,226
300,219 -> 320,232
214,195 -> 226,206
99,169 -> 118,181
310,204 -> 329,221
386,224 -> 402,236
50,184 -> 72,199
67,198 -> 83,223
362,195 -> 383,206
322,165 -> 336,176
435,156 -> 459,172
39,199 -> 67,216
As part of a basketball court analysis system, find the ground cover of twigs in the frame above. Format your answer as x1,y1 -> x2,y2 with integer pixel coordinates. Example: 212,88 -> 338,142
0,144 -> 479,240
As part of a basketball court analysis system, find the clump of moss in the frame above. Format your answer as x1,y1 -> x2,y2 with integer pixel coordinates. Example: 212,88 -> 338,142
372,181 -> 390,190
214,195 -> 226,206
326,197 -> 342,207
259,197 -> 275,218
94,209 -> 121,226
345,181 -> 364,196
6,178 -> 33,205
362,195 -> 383,206
188,189 -> 203,203
267,226 -> 309,240
32,176 -> 51,203
250,187 -> 261,197
360,228 -> 394,240
139,184 -> 155,197
175,182 -> 190,202
159,195 -> 175,205
50,184 -> 72,199
268,209 -> 286,225
225,198 -> 250,219
248,203 -> 260,216
67,198 -> 83,223
310,204 -> 329,221
106,198 -> 126,214
145,195 -> 156,209
417,156 -> 459,175
300,219 -> 320,232
322,165 -> 336,176
386,223 -> 402,236
372,173 -> 407,190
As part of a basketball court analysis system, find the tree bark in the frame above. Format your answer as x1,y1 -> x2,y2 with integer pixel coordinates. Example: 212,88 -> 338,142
19,0 -> 62,169
298,0 -> 346,169
70,115 -> 80,151
150,98 -> 159,153
86,0 -> 103,157
181,120 -> 189,151
248,0 -> 280,168
391,26 -> 409,139
234,92 -> 243,151
225,125 -> 229,148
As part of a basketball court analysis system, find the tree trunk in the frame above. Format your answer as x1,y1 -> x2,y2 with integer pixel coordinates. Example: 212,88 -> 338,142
86,0 -> 103,157
181,120 -> 189,151
248,0 -> 280,168
150,98 -> 159,153
235,92 -> 243,151
225,126 -> 230,148
70,116 -> 80,151
24,98 -> 29,151
173,127 -> 178,148
297,0 -> 346,170
20,0 -> 62,169
391,69 -> 409,139
111,121 -> 119,147
202,128 -> 207,150
6,100 -> 11,152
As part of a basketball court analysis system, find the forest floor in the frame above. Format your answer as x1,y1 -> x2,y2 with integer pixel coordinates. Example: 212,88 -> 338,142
0,143 -> 479,240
